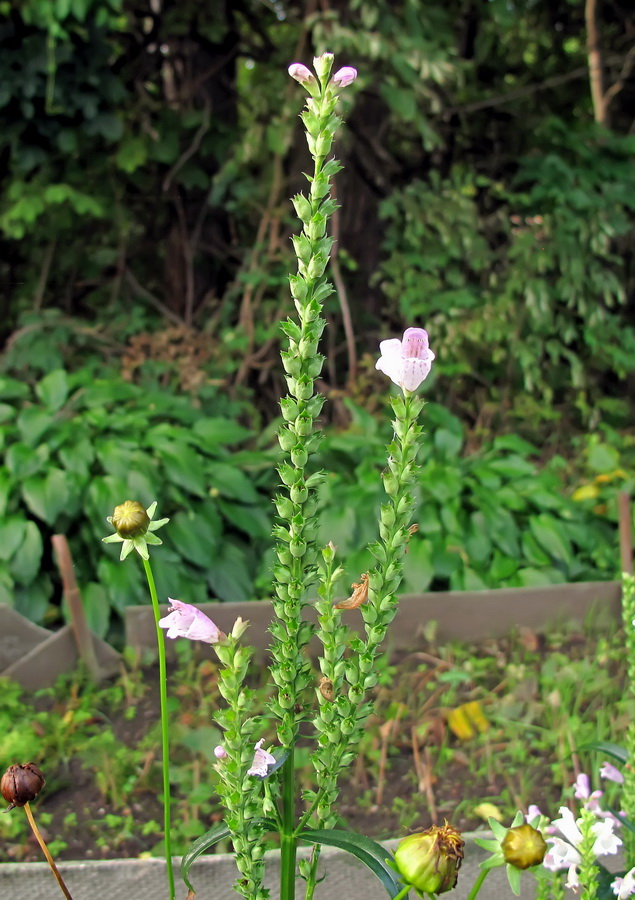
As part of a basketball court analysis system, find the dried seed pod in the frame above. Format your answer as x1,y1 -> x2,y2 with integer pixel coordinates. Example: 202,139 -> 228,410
334,573 -> 369,610
1,763 -> 46,811
319,677 -> 335,702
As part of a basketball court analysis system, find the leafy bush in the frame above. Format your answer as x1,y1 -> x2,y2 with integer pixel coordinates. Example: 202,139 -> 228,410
314,400 -> 624,593
0,364 -> 277,636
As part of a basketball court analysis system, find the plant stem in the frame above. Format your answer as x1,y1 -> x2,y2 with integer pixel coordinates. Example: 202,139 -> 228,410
24,802 -> 74,900
143,557 -> 176,900
466,868 -> 490,900
280,749 -> 297,900
392,886 -> 411,900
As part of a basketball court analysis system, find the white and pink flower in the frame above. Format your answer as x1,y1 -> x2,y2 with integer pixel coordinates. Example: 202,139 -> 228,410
376,327 -> 435,392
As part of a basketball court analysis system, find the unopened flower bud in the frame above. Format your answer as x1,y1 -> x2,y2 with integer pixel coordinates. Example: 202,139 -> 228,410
395,823 -> 464,896
110,500 -> 150,538
331,66 -> 357,88
231,617 -> 249,640
288,63 -> 316,86
501,824 -> 547,870
2,763 -> 46,810
214,745 -> 228,760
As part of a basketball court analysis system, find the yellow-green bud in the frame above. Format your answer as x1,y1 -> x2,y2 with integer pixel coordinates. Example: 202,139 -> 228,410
111,501 -> 150,538
501,824 -> 547,870
395,823 -> 464,896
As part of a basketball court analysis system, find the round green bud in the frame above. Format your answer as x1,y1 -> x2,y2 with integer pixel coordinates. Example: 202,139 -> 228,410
395,823 -> 465,897
501,824 -> 547,870
110,501 -> 150,538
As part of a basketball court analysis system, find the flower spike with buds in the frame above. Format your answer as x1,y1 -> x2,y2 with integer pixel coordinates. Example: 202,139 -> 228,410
102,500 -> 169,560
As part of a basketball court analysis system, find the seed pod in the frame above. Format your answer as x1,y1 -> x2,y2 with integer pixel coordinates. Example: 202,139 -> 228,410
319,677 -> 335,702
110,500 -> 150,538
1,763 -> 46,810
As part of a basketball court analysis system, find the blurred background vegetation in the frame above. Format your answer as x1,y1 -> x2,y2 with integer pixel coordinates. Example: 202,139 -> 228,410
1,0 -> 634,642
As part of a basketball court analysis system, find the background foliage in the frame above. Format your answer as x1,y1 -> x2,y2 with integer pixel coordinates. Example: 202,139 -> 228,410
1,0 -> 634,637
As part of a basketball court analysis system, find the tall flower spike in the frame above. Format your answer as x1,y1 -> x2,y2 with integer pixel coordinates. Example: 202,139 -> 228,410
376,327 -> 435,393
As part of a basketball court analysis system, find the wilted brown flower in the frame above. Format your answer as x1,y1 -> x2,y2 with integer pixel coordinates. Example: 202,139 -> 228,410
1,763 -> 46,811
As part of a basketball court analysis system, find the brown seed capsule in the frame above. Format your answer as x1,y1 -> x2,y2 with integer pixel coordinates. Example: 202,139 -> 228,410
1,763 -> 46,810
334,573 -> 369,610
110,500 -> 150,538
319,677 -> 335,702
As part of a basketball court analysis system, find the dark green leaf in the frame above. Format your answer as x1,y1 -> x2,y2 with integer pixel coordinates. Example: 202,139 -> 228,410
35,369 -> 69,410
299,829 -> 403,898
208,463 -> 261,504
180,823 -> 232,892
208,542 -> 253,601
22,469 -> 70,525
576,741 -> 626,764
80,583 -> 111,638
6,443 -> 49,478
9,521 -> 43,585
161,443 -> 208,497
17,408 -> 54,446
168,509 -> 220,568
193,418 -> 253,447
218,500 -> 271,539
0,516 -> 27,561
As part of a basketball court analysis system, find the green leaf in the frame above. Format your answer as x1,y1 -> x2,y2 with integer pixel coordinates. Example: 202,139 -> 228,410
0,376 -> 29,400
587,441 -> 620,474
401,537 -> 434,592
180,823 -> 232,892
0,516 -> 27,561
6,442 -> 49,478
529,513 -> 573,566
17,407 -> 55,446
218,500 -> 271,538
35,369 -> 69,410
193,418 -> 253,447
299,829 -> 403,898
0,468 -> 12,517
208,463 -> 261,504
80,583 -> 111,638
434,427 -> 463,457
97,557 -> 143,613
161,443 -> 208,497
576,741 -> 626,765
208,542 -> 253,601
9,521 -> 43,585
14,574 -> 52,624
0,403 -> 15,424
22,468 -> 70,525
115,137 -> 148,173
168,509 -> 220,568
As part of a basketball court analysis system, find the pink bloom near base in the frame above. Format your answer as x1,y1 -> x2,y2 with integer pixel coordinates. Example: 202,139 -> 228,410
158,598 -> 223,643
376,327 -> 435,392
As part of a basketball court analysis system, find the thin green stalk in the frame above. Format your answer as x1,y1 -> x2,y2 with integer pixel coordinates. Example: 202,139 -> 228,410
392,887 -> 411,900
143,557 -> 175,900
465,869 -> 490,900
280,749 -> 298,900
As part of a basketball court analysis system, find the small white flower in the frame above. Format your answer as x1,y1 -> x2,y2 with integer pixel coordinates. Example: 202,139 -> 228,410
591,817 -> 621,856
566,864 -> 580,892
376,327 -> 435,393
543,837 -> 581,871
612,868 -> 635,900
247,739 -> 276,778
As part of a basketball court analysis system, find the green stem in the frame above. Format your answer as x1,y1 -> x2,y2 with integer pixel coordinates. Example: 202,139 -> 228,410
143,557 -> 175,900
280,749 -> 297,900
393,887 -> 411,900
466,869 -> 490,900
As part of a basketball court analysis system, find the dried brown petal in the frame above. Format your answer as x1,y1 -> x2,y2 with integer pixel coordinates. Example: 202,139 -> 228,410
319,677 -> 335,702
334,573 -> 369,610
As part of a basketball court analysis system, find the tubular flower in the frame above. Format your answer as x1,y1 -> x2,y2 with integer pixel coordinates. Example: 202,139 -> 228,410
158,598 -> 224,643
331,66 -> 357,88
502,824 -> 548,870
376,327 -> 435,393
613,868 -> 635,899
574,773 -> 603,811
600,762 -> 625,784
394,822 -> 464,897
288,63 -> 315,86
102,500 -> 169,561
247,739 -> 276,778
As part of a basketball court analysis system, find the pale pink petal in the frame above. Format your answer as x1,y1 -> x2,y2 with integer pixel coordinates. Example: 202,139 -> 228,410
247,738 -> 276,777
401,327 -> 430,358
158,598 -> 222,643
331,66 -> 357,87
400,357 -> 433,391
600,762 -> 624,784
288,63 -> 315,85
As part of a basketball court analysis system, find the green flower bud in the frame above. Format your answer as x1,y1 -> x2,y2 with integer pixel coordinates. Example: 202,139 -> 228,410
395,823 -> 465,897
501,824 -> 547,870
110,500 -> 150,538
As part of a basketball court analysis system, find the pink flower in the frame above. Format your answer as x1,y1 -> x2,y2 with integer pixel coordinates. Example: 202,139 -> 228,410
158,598 -> 223,643
376,327 -> 435,392
600,762 -> 624,784
288,63 -> 315,85
214,745 -> 228,760
574,773 -> 603,811
331,66 -> 357,88
247,739 -> 276,778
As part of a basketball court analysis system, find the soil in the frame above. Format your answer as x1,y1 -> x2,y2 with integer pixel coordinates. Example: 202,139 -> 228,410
2,627 -> 608,863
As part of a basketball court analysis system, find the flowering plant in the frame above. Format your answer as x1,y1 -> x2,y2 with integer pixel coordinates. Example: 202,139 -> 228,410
3,50 -> 634,900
